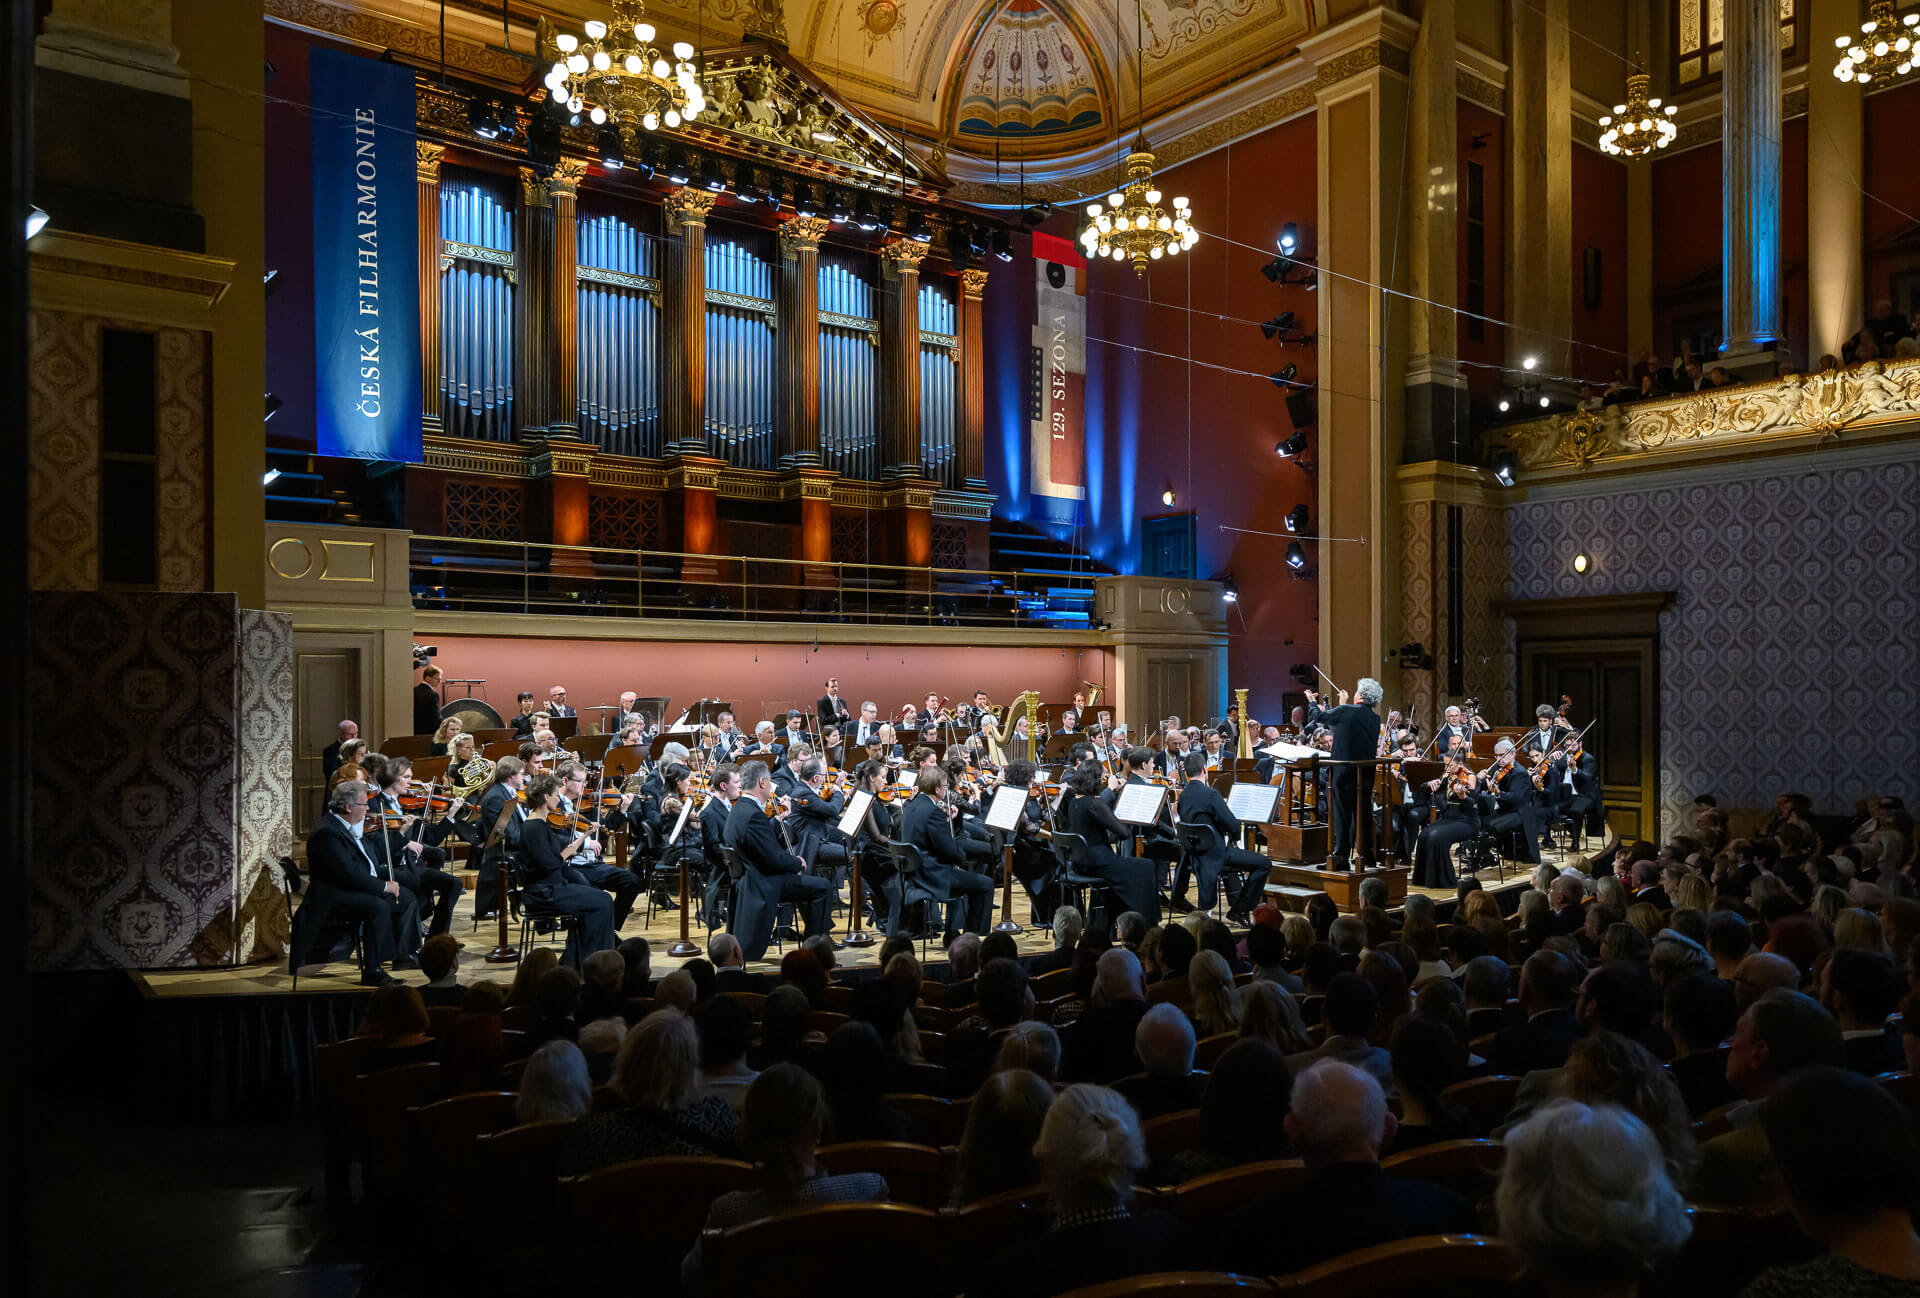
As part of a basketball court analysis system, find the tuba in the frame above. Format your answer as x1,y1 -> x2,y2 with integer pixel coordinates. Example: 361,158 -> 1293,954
1082,680 -> 1104,707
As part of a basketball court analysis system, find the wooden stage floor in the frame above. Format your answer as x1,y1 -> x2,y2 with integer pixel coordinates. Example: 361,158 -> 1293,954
135,842 -> 1598,1002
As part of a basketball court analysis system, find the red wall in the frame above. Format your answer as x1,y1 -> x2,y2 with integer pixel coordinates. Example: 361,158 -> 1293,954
1781,116 -> 1809,360
1457,103 -> 1506,401
1864,80 -> 1920,311
1651,141 -> 1722,355
423,635 -> 1113,734
1569,145 -> 1629,383
1000,114 -> 1321,721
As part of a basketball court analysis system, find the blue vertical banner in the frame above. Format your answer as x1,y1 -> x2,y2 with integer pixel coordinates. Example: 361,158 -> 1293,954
311,46 -> 421,461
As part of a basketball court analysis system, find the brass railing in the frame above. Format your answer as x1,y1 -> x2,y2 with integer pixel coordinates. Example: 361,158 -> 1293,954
408,534 -> 1070,627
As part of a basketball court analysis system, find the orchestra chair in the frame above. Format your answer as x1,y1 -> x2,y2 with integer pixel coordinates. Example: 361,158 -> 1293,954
942,1184 -> 1051,1256
559,1155 -> 756,1280
507,859 -> 590,970
1283,1235 -> 1526,1298
885,1093 -> 968,1146
1437,1076 -> 1523,1134
1642,1206 -> 1815,1298
1174,823 -> 1235,922
701,1203 -> 944,1298
817,1141 -> 955,1210
1458,831 -> 1508,883
279,856 -> 363,990
887,842 -> 962,961
1048,831 -> 1120,937
1379,1139 -> 1505,1201
1055,1274 -> 1276,1298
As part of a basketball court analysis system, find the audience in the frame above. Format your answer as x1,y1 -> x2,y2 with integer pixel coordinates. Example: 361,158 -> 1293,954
951,1069 -> 1053,1206
1693,988 -> 1843,1206
992,1022 -> 1063,1087
1497,1101 -> 1693,1297
507,948 -> 558,1008
1223,1060 -> 1475,1273
693,994 -> 759,1113
1186,950 -> 1241,1037
1286,973 -> 1394,1094
1486,950 -> 1580,1075
818,1021 -> 910,1143
1819,947 -> 1907,1075
516,1040 -> 592,1124
1237,979 -> 1313,1054
1156,1039 -> 1294,1184
564,1010 -> 740,1173
416,934 -> 465,1007
1662,973 -> 1739,1116
1115,1003 -> 1205,1121
1387,1013 -> 1475,1151
1062,949 -> 1150,1083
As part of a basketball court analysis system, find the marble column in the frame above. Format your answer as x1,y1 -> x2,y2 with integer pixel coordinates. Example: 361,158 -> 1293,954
545,159 -> 588,437
1505,0 -> 1572,380
1722,0 -> 1783,368
879,239 -> 931,479
514,167 -> 555,437
956,267 -> 990,490
416,142 -> 445,435
662,187 -> 720,454
1806,0 -> 1864,362
1402,0 -> 1466,464
776,215 -> 830,468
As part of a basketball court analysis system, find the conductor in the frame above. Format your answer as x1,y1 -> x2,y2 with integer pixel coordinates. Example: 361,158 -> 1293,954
1311,677 -> 1384,870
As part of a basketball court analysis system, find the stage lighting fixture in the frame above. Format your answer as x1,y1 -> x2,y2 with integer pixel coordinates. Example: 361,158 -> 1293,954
664,148 -> 692,185
794,185 -> 819,219
991,227 -> 1013,262
597,127 -> 624,169
1284,505 -> 1309,534
700,155 -> 727,193
853,193 -> 880,231
1021,202 -> 1053,228
764,175 -> 784,211
1522,355 -> 1538,371
907,211 -> 933,243
1493,452 -> 1517,486
1277,431 -> 1307,458
1161,487 -> 1177,506
1221,575 -> 1239,603
828,190 -> 851,224
1270,364 -> 1299,388
1278,222 -> 1299,254
468,96 -> 502,138
263,468 -> 282,487
1285,541 -> 1307,570
1261,312 -> 1297,340
262,267 -> 279,293
264,393 -> 283,422
1261,257 -> 1285,284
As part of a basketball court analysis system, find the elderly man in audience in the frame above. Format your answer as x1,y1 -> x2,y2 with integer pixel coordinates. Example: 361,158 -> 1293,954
1033,906 -> 1082,976
1485,950 -> 1581,1076
945,932 -> 983,984
1496,1101 -> 1693,1297
1223,1060 -> 1475,1273
1284,972 -> 1394,1095
1114,1003 -> 1206,1121
1732,950 -> 1801,1010
707,932 -> 775,994
1062,948 -> 1150,1084
1692,988 -> 1843,1206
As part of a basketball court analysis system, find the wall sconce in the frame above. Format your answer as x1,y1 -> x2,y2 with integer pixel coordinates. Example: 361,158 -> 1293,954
1161,487 -> 1176,506
1572,552 -> 1590,575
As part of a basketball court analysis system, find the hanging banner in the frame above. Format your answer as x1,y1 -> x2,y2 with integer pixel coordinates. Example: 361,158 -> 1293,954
1029,231 -> 1086,523
310,46 -> 421,462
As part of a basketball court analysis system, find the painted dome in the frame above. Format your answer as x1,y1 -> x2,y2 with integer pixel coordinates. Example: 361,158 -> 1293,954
953,0 -> 1105,142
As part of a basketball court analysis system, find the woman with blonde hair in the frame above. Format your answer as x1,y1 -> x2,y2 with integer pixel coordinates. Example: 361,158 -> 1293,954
1186,950 -> 1241,1038
1626,901 -> 1666,940
1280,914 -> 1314,967
951,1069 -> 1054,1206
1834,907 -> 1892,956
429,715 -> 463,757
1237,979 -> 1313,1053
1670,873 -> 1713,913
1812,884 -> 1852,929
1553,1031 -> 1696,1179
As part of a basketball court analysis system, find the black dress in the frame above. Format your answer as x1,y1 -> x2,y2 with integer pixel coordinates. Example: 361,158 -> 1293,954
1066,791 -> 1161,923
1413,784 -> 1479,889
520,817 -> 617,962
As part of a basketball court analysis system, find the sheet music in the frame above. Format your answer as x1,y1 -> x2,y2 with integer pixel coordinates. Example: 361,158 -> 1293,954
985,785 -> 1028,833
1112,781 -> 1169,826
666,794 -> 695,846
1226,783 -> 1281,823
836,789 -> 873,838
1261,740 -> 1321,762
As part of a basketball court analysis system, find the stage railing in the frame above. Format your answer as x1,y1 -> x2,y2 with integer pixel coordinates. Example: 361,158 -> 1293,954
408,533 -> 1044,626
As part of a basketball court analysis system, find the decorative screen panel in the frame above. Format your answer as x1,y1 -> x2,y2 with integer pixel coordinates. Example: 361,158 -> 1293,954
1674,0 -> 1801,88
819,253 -> 879,481
918,280 -> 958,487
704,230 -> 776,469
440,170 -> 515,440
577,207 -> 662,457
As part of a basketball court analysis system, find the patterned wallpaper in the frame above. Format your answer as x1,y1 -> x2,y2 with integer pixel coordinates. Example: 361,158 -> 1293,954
27,593 -> 288,970
27,308 -> 209,592
1400,498 -> 1513,739
1506,448 -> 1920,835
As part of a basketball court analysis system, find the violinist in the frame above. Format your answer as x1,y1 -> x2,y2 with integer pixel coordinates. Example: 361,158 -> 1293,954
846,758 -> 897,932
1116,746 -> 1182,874
723,759 -> 834,961
897,767 -> 996,942
1517,704 -> 1570,758
368,756 -> 466,937
1545,732 -> 1601,846
941,753 -> 998,865
1064,760 -> 1161,923
519,773 -> 617,963
1478,738 -> 1542,865
301,780 -> 421,985
555,761 -> 644,933
1412,750 -> 1481,888
1086,725 -> 1120,772
772,743 -> 812,799
787,754 -> 851,875
820,726 -> 847,771
1171,750 -> 1271,923
999,758 -> 1059,922
472,755 -> 528,922
699,763 -> 741,928
1387,732 -> 1432,857
428,715 -> 462,758
656,760 -> 708,910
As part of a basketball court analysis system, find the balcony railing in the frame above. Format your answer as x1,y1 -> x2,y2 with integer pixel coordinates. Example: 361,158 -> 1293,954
408,534 -> 1056,627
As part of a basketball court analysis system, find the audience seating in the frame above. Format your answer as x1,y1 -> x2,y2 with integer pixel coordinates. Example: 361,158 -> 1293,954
1691,1101 -> 1739,1142
1165,1160 -> 1310,1228
350,1061 -> 448,1198
1283,1234 -> 1524,1298
1143,1108 -> 1205,1167
1437,1076 -> 1521,1134
427,1005 -> 463,1038
886,1092 -> 970,1147
900,1061 -> 955,1097
559,1155 -> 756,1262
472,1119 -> 572,1195
702,1202 -> 946,1298
1031,967 -> 1073,999
1642,1206 -> 1816,1298
807,1008 -> 850,1035
1877,1070 -> 1919,1122
943,1184 -> 1051,1254
1379,1140 -> 1505,1200
817,1140 -> 956,1209
1056,1273 -> 1278,1298
1194,1033 -> 1236,1070
314,1036 -> 382,1207
406,1090 -> 516,1184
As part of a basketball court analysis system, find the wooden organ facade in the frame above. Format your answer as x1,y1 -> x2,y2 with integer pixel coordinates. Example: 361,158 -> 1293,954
401,58 -> 996,594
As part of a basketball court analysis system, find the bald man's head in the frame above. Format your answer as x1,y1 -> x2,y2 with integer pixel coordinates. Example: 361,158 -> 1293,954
1733,951 -> 1800,1010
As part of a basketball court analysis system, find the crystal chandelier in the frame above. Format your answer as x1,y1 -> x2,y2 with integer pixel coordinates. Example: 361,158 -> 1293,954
1597,74 -> 1676,158
1833,1 -> 1918,86
537,1 -> 706,138
1078,148 -> 1195,274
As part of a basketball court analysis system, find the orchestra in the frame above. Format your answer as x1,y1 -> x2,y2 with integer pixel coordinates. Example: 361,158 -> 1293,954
303,671 -> 1608,976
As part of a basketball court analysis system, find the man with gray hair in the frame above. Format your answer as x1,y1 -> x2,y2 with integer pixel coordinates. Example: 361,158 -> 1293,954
1311,677 -> 1384,869
1035,905 -> 1083,975
297,780 -> 422,986
1062,947 -> 1149,1084
1223,1059 -> 1476,1272
1116,1002 -> 1205,1120
946,932 -> 983,983
707,931 -> 774,993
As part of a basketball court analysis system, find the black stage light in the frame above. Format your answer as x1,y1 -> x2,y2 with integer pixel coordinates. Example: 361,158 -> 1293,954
1284,505 -> 1309,534
665,148 -> 692,185
906,211 -> 932,243
1285,541 -> 1307,570
1278,222 -> 1300,254
1493,452 -> 1517,487
991,227 -> 1013,262
854,193 -> 880,230
1269,364 -> 1299,388
1277,431 -> 1307,458
597,127 -> 624,169
1261,312 -> 1296,341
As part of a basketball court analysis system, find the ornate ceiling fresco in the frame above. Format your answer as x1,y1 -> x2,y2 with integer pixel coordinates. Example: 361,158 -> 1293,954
951,0 -> 1109,148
